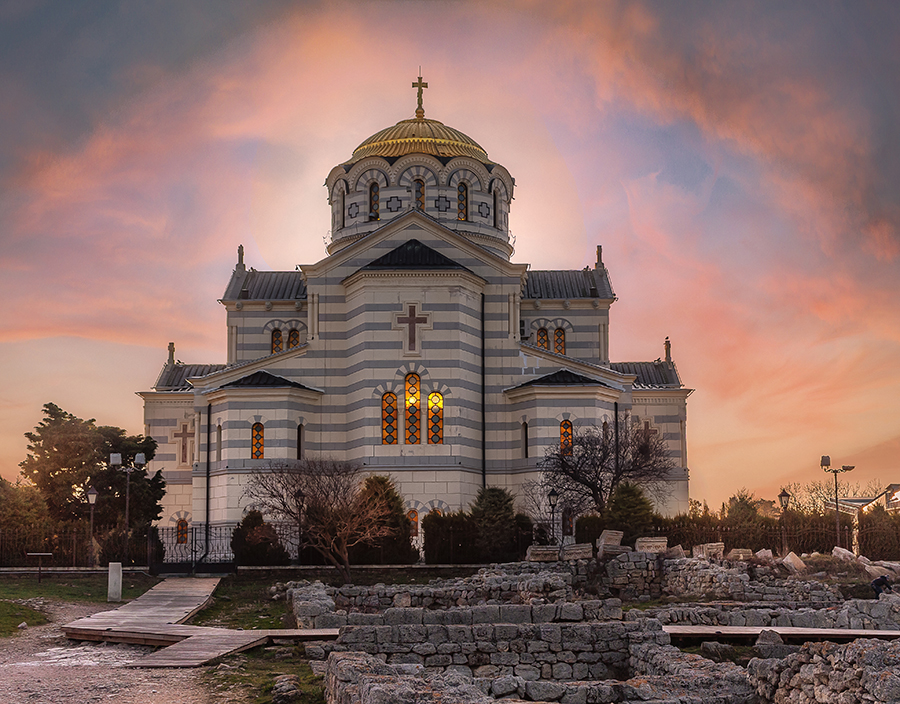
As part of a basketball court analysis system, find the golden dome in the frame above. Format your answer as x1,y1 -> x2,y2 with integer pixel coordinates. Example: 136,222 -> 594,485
349,116 -> 490,164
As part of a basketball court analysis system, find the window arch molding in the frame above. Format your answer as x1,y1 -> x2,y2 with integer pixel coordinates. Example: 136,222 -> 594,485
447,165 -> 485,192
346,161 -> 390,192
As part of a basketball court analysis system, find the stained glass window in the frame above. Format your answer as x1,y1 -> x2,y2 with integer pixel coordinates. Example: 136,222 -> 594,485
554,329 -> 566,355
369,182 -> 380,221
176,519 -> 189,545
414,179 -> 425,210
382,393 -> 398,445
560,420 -> 573,456
251,423 -> 264,459
405,374 -> 421,444
457,182 -> 468,221
427,392 -> 443,444
288,329 -> 300,349
536,328 -> 549,350
271,329 -> 283,354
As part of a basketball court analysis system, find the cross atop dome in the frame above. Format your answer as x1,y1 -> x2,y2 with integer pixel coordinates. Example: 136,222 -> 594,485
412,72 -> 428,119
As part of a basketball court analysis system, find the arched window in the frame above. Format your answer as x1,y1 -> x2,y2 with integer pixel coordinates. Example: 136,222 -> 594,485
405,373 -> 421,444
560,420 -> 573,456
251,422 -> 264,459
297,423 -> 304,459
382,393 -> 398,445
407,509 -> 418,537
554,329 -> 566,355
493,188 -> 499,228
427,392 -> 443,444
271,329 -> 283,354
288,329 -> 300,349
457,182 -> 468,221
413,179 -> 425,210
522,422 -> 529,459
216,424 -> 222,463
176,519 -> 189,545
536,328 -> 549,350
369,182 -> 380,221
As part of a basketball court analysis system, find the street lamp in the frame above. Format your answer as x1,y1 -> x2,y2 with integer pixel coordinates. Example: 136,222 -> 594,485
821,456 -> 854,549
778,488 -> 790,556
294,487 -> 305,564
87,486 -> 98,567
110,452 -> 146,564
548,489 -> 559,547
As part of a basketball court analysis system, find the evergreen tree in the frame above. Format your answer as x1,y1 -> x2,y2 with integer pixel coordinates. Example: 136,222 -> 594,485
605,482 -> 655,545
19,402 -> 163,526
470,486 -> 517,562
350,475 -> 417,564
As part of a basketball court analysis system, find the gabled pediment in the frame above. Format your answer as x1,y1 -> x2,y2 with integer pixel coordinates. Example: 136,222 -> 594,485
362,239 -> 471,272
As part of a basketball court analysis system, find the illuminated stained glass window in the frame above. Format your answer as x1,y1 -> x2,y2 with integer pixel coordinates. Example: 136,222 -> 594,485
457,182 -> 468,221
271,329 -> 283,354
176,519 -> 189,545
536,328 -> 549,350
554,329 -> 566,355
407,509 -> 418,537
369,182 -> 380,221
413,179 -> 425,210
382,392 -> 398,445
288,329 -> 300,349
560,420 -> 573,456
405,373 -> 421,444
251,422 -> 264,459
427,392 -> 443,444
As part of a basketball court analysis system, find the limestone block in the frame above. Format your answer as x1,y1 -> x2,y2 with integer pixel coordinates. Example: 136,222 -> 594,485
635,537 -> 668,553
597,530 -> 624,546
526,545 -> 561,562
755,548 -> 774,561
665,544 -> 685,558
782,551 -> 806,574
832,545 -> 856,562
598,545 -> 632,559
726,548 -> 754,561
560,543 -> 593,561
865,564 -> 894,579
703,542 -> 725,558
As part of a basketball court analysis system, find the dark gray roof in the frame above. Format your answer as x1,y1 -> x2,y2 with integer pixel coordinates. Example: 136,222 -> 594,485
154,363 -> 227,391
222,269 -> 307,301
523,268 -> 614,300
220,370 -> 318,391
511,369 -> 612,390
363,239 -> 470,271
610,361 -> 682,389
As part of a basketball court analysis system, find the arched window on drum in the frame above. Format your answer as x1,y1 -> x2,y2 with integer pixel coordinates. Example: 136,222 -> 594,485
427,392 -> 443,444
382,393 -> 398,445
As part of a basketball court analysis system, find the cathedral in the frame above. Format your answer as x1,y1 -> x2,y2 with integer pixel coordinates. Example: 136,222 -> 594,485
139,79 -> 691,537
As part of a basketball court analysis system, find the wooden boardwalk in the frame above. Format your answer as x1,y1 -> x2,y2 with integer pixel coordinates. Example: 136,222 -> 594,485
664,624 -> 900,644
62,577 -> 338,668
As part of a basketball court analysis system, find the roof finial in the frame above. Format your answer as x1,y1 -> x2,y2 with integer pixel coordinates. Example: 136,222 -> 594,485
664,336 -> 671,363
412,70 -> 428,119
168,342 -> 175,366
236,244 -> 246,273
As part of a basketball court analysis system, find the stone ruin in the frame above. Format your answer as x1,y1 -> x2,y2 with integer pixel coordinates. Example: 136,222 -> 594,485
274,548 -> 900,703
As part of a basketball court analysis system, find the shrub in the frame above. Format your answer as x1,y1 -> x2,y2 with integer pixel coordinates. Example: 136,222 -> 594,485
575,514 -> 605,546
470,487 -> 518,562
605,483 -> 655,545
348,476 -> 418,564
231,510 -> 290,566
422,511 -> 478,564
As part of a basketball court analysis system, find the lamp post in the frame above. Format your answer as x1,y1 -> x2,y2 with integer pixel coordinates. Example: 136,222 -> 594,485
821,456 -> 854,549
548,489 -> 559,547
294,487 -> 305,564
110,452 -> 146,564
778,488 -> 790,556
87,486 -> 98,567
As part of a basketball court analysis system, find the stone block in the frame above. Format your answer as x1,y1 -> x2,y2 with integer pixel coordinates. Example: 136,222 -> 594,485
527,545 -> 561,562
314,613 -> 347,628
782,551 -> 806,574
527,680 -> 566,700
832,545 -> 856,562
471,605 -> 500,624
726,548 -> 754,561
515,663 -> 541,680
598,530 -> 624,546
499,604 -> 532,623
558,603 -> 584,621
665,544 -> 685,558
598,545 -> 632,559
383,607 -> 424,625
755,548 -> 774,561
533,604 -> 558,623
560,543 -> 594,560
634,537 -> 668,553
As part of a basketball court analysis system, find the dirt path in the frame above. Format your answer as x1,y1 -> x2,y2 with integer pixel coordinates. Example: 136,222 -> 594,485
0,599 -> 244,704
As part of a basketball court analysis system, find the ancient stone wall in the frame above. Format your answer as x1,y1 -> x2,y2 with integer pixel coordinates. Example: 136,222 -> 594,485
748,639 -> 900,703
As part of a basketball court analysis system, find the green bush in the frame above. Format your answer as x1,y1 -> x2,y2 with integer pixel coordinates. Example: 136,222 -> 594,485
575,514 -> 605,546
422,511 -> 477,564
230,510 -> 290,566
605,483 -> 655,545
470,487 -> 518,562
348,476 -> 418,564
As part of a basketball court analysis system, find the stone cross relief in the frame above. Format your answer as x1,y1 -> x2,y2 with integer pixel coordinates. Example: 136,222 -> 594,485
394,303 -> 431,355
174,423 -> 193,466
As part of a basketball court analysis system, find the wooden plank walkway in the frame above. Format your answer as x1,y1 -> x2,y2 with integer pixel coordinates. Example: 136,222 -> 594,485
664,624 -> 900,644
62,577 -> 338,668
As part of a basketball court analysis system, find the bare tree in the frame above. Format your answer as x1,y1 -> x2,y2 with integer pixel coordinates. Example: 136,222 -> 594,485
243,458 -> 396,583
538,416 -> 676,514
782,478 -> 885,515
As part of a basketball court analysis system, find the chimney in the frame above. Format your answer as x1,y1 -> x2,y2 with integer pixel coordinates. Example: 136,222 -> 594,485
596,245 -> 603,268
168,342 -> 175,366
236,244 -> 246,273
664,337 -> 671,363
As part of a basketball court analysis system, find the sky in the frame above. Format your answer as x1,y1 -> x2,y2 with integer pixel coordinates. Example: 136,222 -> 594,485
1,0 -> 899,508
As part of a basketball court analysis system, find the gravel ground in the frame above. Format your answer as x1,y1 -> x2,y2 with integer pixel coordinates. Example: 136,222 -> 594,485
0,599 -> 242,704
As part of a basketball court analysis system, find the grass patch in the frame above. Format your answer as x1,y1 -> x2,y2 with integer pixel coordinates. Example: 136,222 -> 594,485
204,646 -> 325,704
0,601 -> 49,637
0,573 -> 160,603
191,573 -> 292,630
